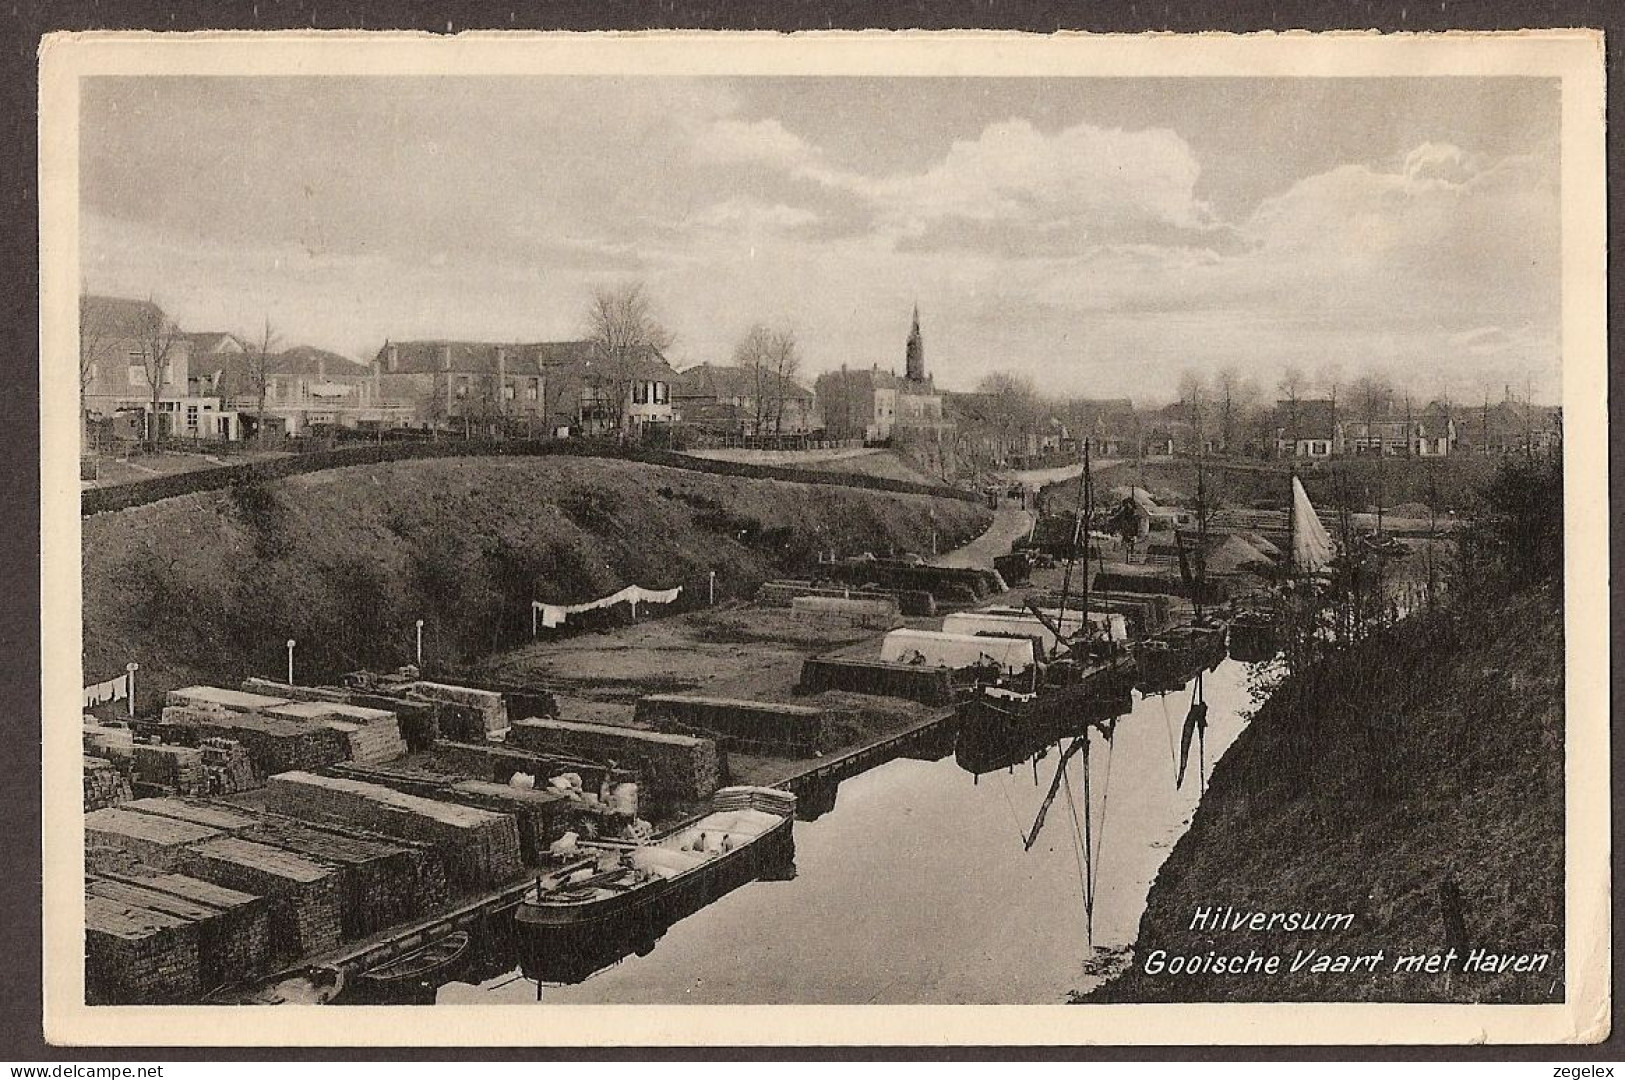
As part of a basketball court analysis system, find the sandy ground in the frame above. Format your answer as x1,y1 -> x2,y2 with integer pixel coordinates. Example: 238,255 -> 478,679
684,447 -> 887,466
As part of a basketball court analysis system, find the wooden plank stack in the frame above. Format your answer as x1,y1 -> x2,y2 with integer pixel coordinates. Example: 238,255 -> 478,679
175,836 -> 343,963
83,755 -> 133,811
443,781 -> 574,865
160,706 -> 351,776
636,693 -> 826,756
84,807 -> 222,870
110,871 -> 272,991
264,702 -> 407,765
199,737 -> 259,794
123,796 -> 258,834
131,743 -> 206,795
241,815 -> 439,939
508,718 -> 723,804
264,771 -> 521,894
87,873 -> 270,994
84,894 -> 201,1004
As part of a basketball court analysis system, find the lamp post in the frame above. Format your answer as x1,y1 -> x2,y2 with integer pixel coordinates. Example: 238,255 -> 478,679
415,619 -> 425,668
125,662 -> 139,720
286,639 -> 297,685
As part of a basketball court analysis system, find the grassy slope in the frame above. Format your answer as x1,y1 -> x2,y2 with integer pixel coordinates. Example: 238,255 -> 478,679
1089,583 -> 1564,1003
82,456 -> 990,703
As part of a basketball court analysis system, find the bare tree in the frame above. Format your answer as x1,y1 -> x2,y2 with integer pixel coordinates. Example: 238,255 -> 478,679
1177,369 -> 1210,454
732,324 -> 775,435
1319,362 -> 1343,456
1277,365 -> 1307,456
977,371 -> 1038,461
132,299 -> 182,448
767,328 -> 801,434
585,281 -> 675,439
79,299 -> 123,446
244,317 -> 281,445
1215,367 -> 1240,455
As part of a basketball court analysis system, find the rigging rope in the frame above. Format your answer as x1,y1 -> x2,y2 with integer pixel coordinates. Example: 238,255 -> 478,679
1060,751 -> 1092,943
1090,723 -> 1118,891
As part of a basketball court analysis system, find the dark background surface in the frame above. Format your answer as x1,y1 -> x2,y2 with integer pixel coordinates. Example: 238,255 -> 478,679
1,0 -> 1619,1061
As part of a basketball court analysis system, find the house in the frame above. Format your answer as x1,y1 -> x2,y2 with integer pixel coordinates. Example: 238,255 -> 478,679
79,295 -> 241,442
672,363 -> 818,435
1272,399 -> 1338,459
815,307 -> 951,443
1454,399 -> 1562,456
216,345 -> 411,437
374,339 -> 677,437
177,332 -> 247,395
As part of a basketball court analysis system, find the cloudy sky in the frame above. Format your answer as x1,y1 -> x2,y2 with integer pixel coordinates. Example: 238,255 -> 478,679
80,75 -> 1561,403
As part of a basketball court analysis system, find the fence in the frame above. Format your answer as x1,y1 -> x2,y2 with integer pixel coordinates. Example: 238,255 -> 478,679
80,437 -> 982,515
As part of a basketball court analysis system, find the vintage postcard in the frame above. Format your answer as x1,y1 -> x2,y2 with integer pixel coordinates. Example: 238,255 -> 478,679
38,30 -> 1607,1045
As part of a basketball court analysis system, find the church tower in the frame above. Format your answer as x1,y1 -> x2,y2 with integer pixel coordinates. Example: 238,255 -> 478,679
905,304 -> 926,382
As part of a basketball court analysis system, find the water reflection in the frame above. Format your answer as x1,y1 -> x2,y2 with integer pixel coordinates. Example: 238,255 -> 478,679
423,655 -> 1255,1004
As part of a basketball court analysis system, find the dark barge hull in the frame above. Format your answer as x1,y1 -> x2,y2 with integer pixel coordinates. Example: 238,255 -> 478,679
513,797 -> 796,984
954,674 -> 1134,775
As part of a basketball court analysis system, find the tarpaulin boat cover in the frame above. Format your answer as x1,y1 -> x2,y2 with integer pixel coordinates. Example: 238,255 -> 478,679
534,585 -> 683,629
1289,476 -> 1335,575
944,610 -> 1128,650
879,629 -> 1037,673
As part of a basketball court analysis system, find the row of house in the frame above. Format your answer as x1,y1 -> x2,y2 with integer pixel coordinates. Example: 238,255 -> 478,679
79,295 -> 948,445
1270,398 -> 1561,459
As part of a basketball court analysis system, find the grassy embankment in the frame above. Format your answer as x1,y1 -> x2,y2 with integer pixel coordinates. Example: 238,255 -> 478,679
1086,454 -> 1565,1005
82,456 -> 991,705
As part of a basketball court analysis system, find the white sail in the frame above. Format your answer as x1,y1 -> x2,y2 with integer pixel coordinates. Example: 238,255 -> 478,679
1289,475 -> 1334,575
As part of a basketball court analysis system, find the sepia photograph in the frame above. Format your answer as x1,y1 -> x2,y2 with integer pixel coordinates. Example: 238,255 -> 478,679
37,30 -> 1608,1046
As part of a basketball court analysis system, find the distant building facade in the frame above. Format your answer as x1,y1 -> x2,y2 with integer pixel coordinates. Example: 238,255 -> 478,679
374,339 -> 677,437
80,295 -> 241,442
814,307 -> 950,442
672,363 -> 818,435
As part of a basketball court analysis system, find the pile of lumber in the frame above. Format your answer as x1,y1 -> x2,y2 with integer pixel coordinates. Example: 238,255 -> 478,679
199,738 -> 259,794
83,755 -> 132,811
175,837 -> 343,962
84,807 -> 222,870
508,718 -> 723,804
84,894 -> 201,1004
132,743 -> 206,795
796,656 -> 956,706
429,740 -> 610,793
443,780 -> 574,865
635,694 -> 826,756
757,579 -> 937,617
160,706 -> 351,776
87,872 -> 271,995
265,702 -> 406,765
265,771 -> 521,893
242,677 -> 441,750
83,721 -> 135,765
123,796 -> 258,835
398,682 -> 508,741
241,816 -> 441,939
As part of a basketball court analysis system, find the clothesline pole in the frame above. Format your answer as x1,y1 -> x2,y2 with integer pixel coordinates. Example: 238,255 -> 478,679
709,571 -> 716,605
532,602 -> 538,638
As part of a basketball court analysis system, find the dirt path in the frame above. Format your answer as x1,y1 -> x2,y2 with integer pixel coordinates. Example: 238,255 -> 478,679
930,502 -> 1033,569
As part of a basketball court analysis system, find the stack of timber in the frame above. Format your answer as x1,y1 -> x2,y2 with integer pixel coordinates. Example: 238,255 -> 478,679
84,894 -> 201,1004
83,755 -> 133,811
264,771 -> 522,893
122,796 -> 258,835
796,655 -> 957,706
131,743 -> 207,796
243,677 -> 441,751
175,836 -> 343,962
199,737 -> 259,794
264,701 -> 407,764
508,717 -> 723,804
240,816 -> 441,939
443,781 -> 575,865
395,682 -> 508,742
635,694 -> 826,756
83,721 -> 135,766
160,706 -> 351,776
817,562 -> 1007,605
428,739 -> 609,791
84,807 -> 222,870
87,872 -> 271,994
788,595 -> 902,628
757,579 -> 937,617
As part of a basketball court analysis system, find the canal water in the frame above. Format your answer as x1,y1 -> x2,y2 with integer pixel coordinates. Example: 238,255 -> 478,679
436,657 -> 1255,1005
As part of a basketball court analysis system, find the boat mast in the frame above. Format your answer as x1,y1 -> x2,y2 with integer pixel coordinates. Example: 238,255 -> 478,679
1053,443 -> 1090,656
1193,449 -> 1208,622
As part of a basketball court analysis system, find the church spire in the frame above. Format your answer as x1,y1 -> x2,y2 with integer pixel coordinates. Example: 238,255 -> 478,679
905,303 -> 925,382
